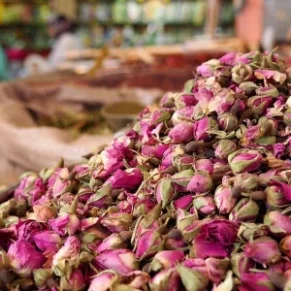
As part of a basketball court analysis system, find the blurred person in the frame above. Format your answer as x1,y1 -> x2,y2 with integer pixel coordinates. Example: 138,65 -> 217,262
24,15 -> 82,75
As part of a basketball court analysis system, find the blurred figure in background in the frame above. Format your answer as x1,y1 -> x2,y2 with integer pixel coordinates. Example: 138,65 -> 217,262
25,14 -> 82,75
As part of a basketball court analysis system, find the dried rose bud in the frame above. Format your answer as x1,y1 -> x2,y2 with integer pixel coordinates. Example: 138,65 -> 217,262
133,197 -> 156,217
233,173 -> 260,193
238,223 -> 269,241
194,159 -> 214,174
218,112 -> 238,132
96,249 -> 138,275
86,186 -> 113,208
280,235 -> 291,259
149,250 -> 184,271
15,219 -> 44,242
7,240 -> 45,276
231,63 -> 253,84
101,213 -> 132,233
229,198 -> 259,222
230,253 -> 255,278
214,140 -> 237,159
156,178 -> 175,209
34,231 -> 61,252
81,229 -> 107,252
51,168 -> 74,198
49,213 -> 80,236
60,268 -> 85,291
175,93 -> 197,109
193,195 -> 216,216
266,185 -> 290,208
88,270 -> 119,291
141,144 -> 169,160
150,109 -> 171,124
150,267 -> 180,291
169,122 -> 194,143
214,185 -> 237,215
239,272 -> 275,291
284,109 -> 291,125
193,117 -> 218,141
171,169 -> 194,191
172,195 -> 193,210
228,149 -> 262,174
134,229 -> 164,260
174,155 -> 195,171
177,264 -> 209,291
52,236 -> 80,276
255,69 -> 287,84
32,205 -> 56,222
205,257 -> 229,284
171,107 -> 194,126
33,269 -> 53,289
244,236 -> 281,265
239,81 -> 258,95
197,59 -> 220,77
264,210 -> 291,235
247,95 -> 274,116
96,234 -> 126,253
187,172 -> 213,194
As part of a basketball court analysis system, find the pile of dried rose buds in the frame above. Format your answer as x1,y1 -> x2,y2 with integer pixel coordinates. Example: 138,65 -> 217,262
1,50 -> 291,291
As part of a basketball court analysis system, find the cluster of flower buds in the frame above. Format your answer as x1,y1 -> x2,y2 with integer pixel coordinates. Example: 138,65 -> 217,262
0,50 -> 291,290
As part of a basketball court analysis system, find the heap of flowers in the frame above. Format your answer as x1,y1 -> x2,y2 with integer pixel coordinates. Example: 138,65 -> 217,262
0,50 -> 291,290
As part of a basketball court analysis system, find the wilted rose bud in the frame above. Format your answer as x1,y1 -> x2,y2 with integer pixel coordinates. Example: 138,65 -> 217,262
168,122 -> 194,143
101,213 -> 132,233
238,223 -> 269,241
230,253 -> 255,278
149,250 -> 184,271
244,236 -> 281,264
49,213 -> 80,236
8,240 -> 45,276
233,173 -> 260,193
187,172 -> 213,194
214,185 -> 237,215
134,229 -> 164,260
172,195 -> 193,211
52,236 -> 80,276
88,270 -> 119,291
96,249 -> 138,275
33,268 -> 53,289
239,272 -> 275,291
81,228 -> 107,253
171,169 -> 194,192
164,229 -> 186,250
96,234 -> 126,253
280,235 -> 291,259
51,168 -> 74,198
217,112 -> 238,132
150,109 -> 172,125
194,159 -> 214,174
197,59 -> 220,77
266,185 -> 290,208
228,149 -> 262,174
161,145 -> 184,169
205,257 -> 229,284
175,93 -> 197,109
231,63 -> 253,84
60,268 -> 85,291
141,144 -> 169,160
214,140 -> 237,159
150,267 -> 180,291
229,198 -> 259,222
248,95 -> 274,116
193,117 -> 218,141
193,195 -> 216,215
177,264 -> 209,291
171,107 -> 194,126
174,155 -> 195,171
259,170 -> 279,186
177,209 -> 200,242
16,219 -> 44,242
255,69 -> 287,84
156,178 -> 175,209
264,210 -> 291,235
133,197 -> 156,217
32,205 -> 56,222
34,231 -> 62,252
239,81 -> 258,95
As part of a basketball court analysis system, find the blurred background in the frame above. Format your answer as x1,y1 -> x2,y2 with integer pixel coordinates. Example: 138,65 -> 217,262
1,0 -> 291,187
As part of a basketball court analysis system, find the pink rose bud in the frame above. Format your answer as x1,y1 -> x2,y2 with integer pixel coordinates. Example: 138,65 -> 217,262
264,210 -> 291,235
259,170 -> 279,186
214,140 -> 237,159
193,117 -> 218,141
197,59 -> 220,77
173,195 -> 193,210
33,205 -> 56,222
34,231 -> 62,252
248,95 -> 274,116
150,109 -> 171,124
88,270 -> 119,291
127,271 -> 150,289
16,219 -> 44,242
156,178 -> 175,209
205,257 -> 229,284
174,155 -> 195,171
187,172 -> 213,194
8,240 -> 45,276
244,236 -> 281,265
135,229 -> 163,260
239,272 -> 275,291
220,52 -> 237,66
194,159 -> 214,174
171,107 -> 195,126
60,268 -> 85,291
149,250 -> 184,271
171,169 -> 194,192
51,168 -> 74,198
193,219 -> 238,259
80,217 -> 99,231
230,253 -> 255,278
218,112 -> 238,132
214,185 -> 237,215
177,264 -> 209,291
238,223 -> 269,242
229,198 -> 259,222
101,213 -> 132,233
49,213 -> 80,236
231,63 -> 253,84
95,249 -> 138,275
193,195 -> 216,216
96,234 -> 125,253
133,197 -> 156,217
161,145 -> 184,169
266,185 -> 290,208
182,258 -> 207,274
86,186 -> 113,208
168,122 -> 194,143
280,235 -> 291,259
228,149 -> 262,174
255,69 -> 287,84
33,268 -> 53,289
175,93 -> 198,109
109,168 -> 143,192
52,236 -> 80,276
81,229 -> 107,253
141,144 -> 169,159
150,268 -> 180,291
233,173 -> 260,192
